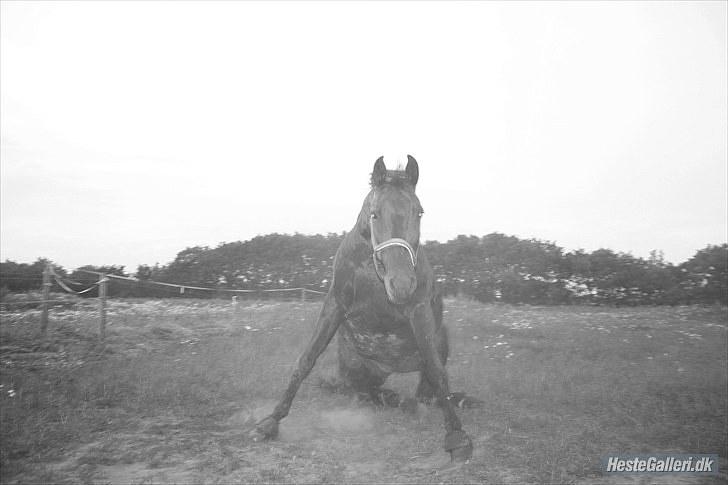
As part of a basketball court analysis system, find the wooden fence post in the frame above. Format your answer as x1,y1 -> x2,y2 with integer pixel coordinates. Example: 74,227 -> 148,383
300,288 -> 306,302
98,274 -> 108,341
40,264 -> 51,336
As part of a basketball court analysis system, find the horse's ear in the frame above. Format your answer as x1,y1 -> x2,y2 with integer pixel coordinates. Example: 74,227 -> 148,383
406,155 -> 419,187
371,156 -> 387,186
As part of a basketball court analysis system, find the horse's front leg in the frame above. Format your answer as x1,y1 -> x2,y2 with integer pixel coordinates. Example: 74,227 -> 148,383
252,293 -> 343,440
409,301 -> 473,462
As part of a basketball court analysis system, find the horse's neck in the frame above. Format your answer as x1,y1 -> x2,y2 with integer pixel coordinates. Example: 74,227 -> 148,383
353,193 -> 374,244
333,196 -> 375,266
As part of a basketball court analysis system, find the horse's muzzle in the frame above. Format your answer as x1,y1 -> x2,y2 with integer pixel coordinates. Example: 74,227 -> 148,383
384,273 -> 417,304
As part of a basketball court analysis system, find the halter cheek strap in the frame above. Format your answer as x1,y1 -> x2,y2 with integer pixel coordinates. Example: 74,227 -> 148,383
370,219 -> 418,280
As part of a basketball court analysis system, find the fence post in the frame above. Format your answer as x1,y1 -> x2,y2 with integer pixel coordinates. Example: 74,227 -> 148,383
98,274 -> 108,341
40,264 -> 51,336
300,288 -> 306,302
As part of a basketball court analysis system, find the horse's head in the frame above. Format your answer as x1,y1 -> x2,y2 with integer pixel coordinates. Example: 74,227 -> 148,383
366,155 -> 423,305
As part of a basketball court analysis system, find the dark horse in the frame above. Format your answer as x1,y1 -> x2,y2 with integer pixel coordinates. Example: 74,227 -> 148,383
252,156 -> 473,461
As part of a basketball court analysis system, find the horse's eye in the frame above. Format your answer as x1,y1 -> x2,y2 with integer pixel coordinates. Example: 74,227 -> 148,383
370,213 -> 378,220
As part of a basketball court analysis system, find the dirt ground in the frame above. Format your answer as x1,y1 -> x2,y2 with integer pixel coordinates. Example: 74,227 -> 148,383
1,298 -> 726,484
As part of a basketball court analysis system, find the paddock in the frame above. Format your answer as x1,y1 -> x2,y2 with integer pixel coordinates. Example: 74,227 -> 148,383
1,298 -> 725,483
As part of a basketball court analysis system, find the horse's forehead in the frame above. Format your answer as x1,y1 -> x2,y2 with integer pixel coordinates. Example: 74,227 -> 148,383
373,186 -> 418,208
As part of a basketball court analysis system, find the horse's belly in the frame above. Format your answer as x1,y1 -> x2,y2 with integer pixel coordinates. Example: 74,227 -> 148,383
340,316 -> 421,373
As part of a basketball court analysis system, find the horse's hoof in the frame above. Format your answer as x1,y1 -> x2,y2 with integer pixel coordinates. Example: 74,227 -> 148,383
251,416 -> 279,442
449,442 -> 473,462
444,430 -> 473,462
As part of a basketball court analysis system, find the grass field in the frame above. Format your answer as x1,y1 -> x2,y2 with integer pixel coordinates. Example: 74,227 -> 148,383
0,297 -> 726,484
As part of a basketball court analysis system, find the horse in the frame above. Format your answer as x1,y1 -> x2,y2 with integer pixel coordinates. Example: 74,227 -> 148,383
251,156 -> 473,461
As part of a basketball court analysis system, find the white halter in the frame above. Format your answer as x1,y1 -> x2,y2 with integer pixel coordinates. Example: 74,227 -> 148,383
370,218 -> 418,280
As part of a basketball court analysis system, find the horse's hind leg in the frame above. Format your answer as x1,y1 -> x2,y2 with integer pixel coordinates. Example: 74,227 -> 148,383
337,334 -> 399,407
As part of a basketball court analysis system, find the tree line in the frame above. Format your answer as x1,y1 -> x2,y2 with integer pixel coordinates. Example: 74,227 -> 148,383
1,233 -> 726,305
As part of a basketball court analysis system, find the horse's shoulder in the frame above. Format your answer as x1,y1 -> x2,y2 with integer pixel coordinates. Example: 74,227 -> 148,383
328,233 -> 371,306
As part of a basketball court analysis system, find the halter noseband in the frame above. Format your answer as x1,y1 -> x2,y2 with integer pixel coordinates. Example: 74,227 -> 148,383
370,218 -> 418,280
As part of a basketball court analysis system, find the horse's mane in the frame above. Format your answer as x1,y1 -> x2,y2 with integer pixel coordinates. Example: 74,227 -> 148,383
369,169 -> 412,188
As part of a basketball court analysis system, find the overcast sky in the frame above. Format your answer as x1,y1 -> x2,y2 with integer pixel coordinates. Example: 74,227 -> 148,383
1,1 -> 726,272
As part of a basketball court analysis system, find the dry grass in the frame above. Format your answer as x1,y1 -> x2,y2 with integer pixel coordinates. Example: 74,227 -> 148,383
0,298 -> 726,483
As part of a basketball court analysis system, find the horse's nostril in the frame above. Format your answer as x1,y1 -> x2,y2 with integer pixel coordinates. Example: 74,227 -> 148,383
387,274 -> 417,299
